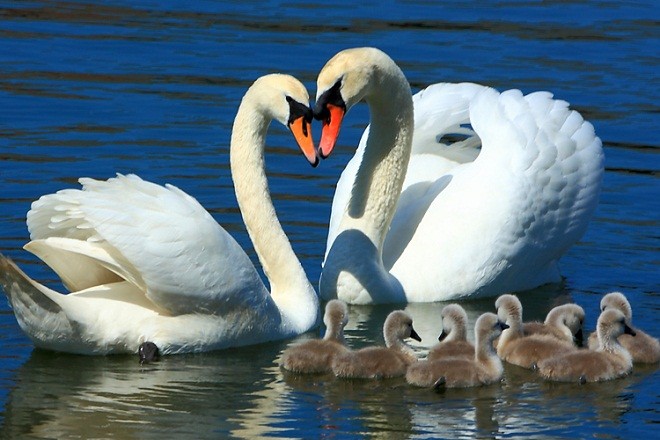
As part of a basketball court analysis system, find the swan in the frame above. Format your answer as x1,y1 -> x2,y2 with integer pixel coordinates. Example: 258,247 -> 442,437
427,303 -> 474,361
587,292 -> 659,363
331,310 -> 421,379
313,47 -> 604,304
538,308 -> 636,383
406,312 -> 507,388
280,299 -> 349,374
0,74 -> 320,358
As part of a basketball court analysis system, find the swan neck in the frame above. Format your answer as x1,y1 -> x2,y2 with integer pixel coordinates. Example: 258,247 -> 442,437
323,326 -> 344,342
230,96 -> 318,330
477,333 -> 499,362
343,73 -> 413,250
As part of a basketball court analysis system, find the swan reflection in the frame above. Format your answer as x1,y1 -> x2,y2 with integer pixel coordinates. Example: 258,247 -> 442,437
1,342 -> 288,439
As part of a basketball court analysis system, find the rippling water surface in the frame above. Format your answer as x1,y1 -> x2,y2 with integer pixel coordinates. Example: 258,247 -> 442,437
0,1 -> 658,438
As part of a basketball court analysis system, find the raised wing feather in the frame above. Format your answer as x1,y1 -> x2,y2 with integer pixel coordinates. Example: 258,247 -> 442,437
388,85 -> 602,298
27,174 -> 267,315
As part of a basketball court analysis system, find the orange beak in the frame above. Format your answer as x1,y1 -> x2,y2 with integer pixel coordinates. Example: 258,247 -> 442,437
319,103 -> 345,159
288,116 -> 318,167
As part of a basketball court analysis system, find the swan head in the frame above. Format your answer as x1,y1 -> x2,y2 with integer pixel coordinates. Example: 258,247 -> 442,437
600,291 -> 632,321
383,310 -> 422,347
249,74 -> 318,167
323,299 -> 349,341
495,294 -> 523,326
438,304 -> 468,342
552,304 -> 585,346
475,312 -> 510,344
597,308 -> 636,344
313,47 -> 405,158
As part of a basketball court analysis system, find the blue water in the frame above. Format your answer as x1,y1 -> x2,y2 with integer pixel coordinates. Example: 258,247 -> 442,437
0,0 -> 658,438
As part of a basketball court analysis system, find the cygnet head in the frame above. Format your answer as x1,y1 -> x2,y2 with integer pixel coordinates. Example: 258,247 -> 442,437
438,304 -> 468,342
323,299 -> 349,342
600,292 -> 633,321
475,312 -> 510,346
547,303 -> 585,344
383,310 -> 422,347
495,294 -> 523,327
597,308 -> 636,345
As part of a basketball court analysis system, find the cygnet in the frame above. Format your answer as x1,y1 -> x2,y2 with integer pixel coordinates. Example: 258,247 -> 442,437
539,308 -> 636,383
523,303 -> 585,346
280,300 -> 349,374
427,304 -> 474,361
495,294 -> 576,369
406,313 -> 508,388
587,291 -> 659,363
331,310 -> 421,379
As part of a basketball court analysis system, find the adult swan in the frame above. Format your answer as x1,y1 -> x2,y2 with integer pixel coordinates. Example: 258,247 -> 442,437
314,48 -> 603,304
0,74 -> 320,357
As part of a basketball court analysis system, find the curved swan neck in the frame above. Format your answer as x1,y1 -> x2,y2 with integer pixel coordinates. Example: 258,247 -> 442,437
342,67 -> 414,250
323,324 -> 344,342
476,331 -> 499,363
230,89 -> 318,329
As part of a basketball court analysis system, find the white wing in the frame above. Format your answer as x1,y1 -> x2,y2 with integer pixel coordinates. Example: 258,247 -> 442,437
325,83 -> 603,300
26,174 -> 268,315
389,86 -> 603,299
326,83 -> 485,263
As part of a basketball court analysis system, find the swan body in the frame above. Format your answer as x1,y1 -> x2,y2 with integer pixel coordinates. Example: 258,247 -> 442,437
331,310 -> 421,379
427,304 -> 474,361
539,308 -> 635,383
0,74 -> 320,355
314,47 -> 604,304
587,292 -> 660,363
280,299 -> 349,374
406,312 -> 507,388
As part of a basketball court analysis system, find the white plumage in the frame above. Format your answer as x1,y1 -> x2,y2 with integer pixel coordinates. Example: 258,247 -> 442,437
317,48 -> 603,304
0,74 -> 319,355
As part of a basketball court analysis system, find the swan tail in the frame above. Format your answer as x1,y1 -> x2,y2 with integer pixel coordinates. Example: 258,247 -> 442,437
0,253 -> 78,348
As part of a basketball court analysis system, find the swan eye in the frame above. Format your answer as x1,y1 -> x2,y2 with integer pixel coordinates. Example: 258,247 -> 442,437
287,97 -> 313,127
313,79 -> 345,121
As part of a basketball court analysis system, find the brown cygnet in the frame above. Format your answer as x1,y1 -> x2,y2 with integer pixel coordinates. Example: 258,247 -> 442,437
406,312 -> 508,388
331,310 -> 421,379
523,303 -> 585,346
495,294 -> 576,369
587,291 -> 659,364
539,308 -> 636,383
280,299 -> 349,373
427,304 -> 475,362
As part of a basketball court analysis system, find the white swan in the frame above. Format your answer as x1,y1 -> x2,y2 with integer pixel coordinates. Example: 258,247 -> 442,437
0,74 -> 320,357
313,47 -> 604,304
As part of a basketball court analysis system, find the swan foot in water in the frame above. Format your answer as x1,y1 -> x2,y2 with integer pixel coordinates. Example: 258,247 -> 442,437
139,342 -> 159,364
433,376 -> 447,391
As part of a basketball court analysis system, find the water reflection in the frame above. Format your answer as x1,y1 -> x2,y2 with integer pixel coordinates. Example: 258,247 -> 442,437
1,343 -> 290,439
1,0 -> 658,438
276,293 -> 657,439
0,287 -> 656,439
